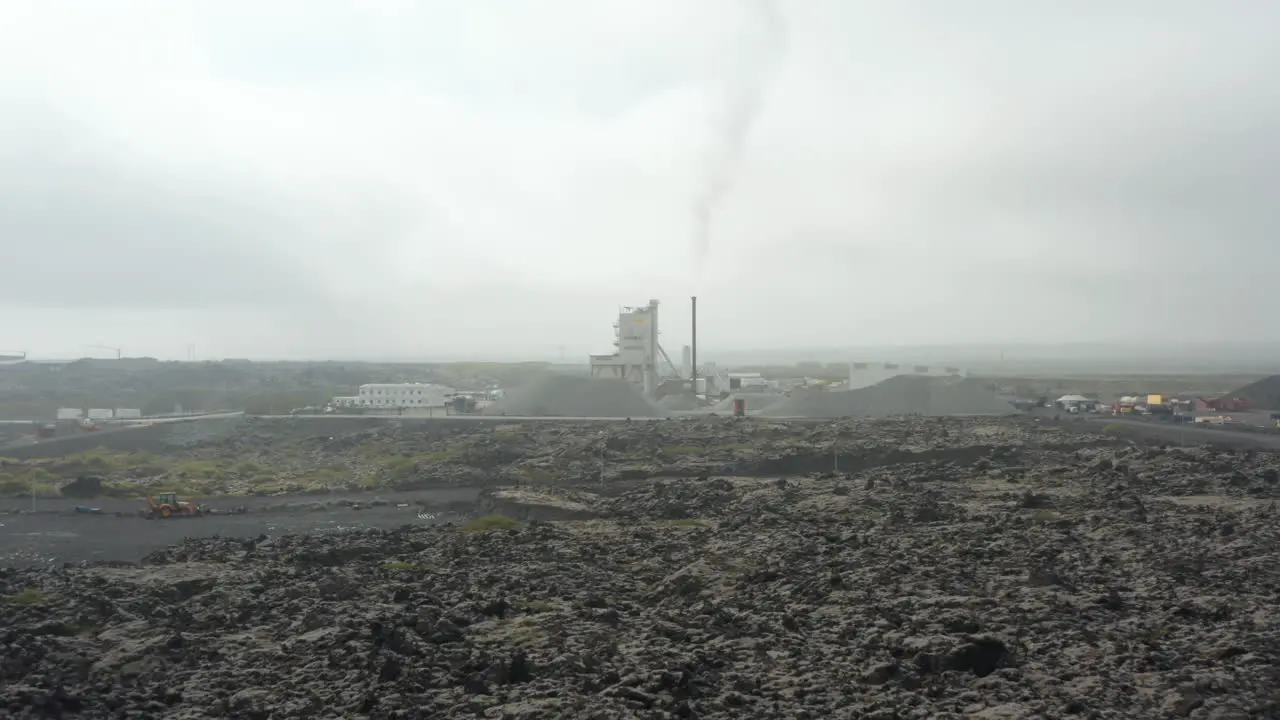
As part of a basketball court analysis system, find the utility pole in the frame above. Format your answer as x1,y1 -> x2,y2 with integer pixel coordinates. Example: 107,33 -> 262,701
598,431 -> 607,487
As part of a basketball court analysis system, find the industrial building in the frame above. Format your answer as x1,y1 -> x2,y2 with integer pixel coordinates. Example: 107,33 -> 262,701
588,296 -> 723,399
589,299 -> 674,396
55,407 -> 142,421
356,383 -> 456,408
727,372 -> 769,392
1195,396 -> 1250,412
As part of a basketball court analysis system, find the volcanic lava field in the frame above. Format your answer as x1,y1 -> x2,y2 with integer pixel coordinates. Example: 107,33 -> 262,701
2,416 -> 1279,719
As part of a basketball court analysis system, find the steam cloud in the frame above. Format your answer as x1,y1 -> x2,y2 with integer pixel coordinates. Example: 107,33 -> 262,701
692,0 -> 788,271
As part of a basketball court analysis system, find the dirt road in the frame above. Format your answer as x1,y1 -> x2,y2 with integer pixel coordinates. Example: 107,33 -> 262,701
1084,415 -> 1280,449
0,488 -> 482,567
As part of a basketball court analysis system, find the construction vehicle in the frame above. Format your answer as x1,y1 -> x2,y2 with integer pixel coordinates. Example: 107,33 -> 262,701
141,492 -> 203,519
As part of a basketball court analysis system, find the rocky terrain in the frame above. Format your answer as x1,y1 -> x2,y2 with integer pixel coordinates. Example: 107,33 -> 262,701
5,415 -> 1091,498
3,416 -> 1279,718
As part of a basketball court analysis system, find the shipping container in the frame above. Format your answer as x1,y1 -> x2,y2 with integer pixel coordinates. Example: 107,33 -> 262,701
114,408 -> 142,419
86,408 -> 114,420
55,407 -> 84,420
1147,394 -> 1165,406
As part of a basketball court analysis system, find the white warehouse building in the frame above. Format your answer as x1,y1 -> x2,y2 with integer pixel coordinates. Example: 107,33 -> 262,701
357,383 -> 456,408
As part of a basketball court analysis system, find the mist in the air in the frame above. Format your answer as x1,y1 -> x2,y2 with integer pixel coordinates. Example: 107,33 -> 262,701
690,0 -> 788,272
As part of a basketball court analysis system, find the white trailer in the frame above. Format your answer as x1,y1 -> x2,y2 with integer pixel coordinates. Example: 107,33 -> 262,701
56,407 -> 84,420
86,408 -> 114,420
114,408 -> 142,419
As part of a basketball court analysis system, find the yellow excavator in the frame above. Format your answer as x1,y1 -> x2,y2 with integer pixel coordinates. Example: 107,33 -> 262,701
141,492 -> 202,519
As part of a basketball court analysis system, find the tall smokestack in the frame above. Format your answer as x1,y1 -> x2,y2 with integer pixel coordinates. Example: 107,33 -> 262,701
691,296 -> 698,395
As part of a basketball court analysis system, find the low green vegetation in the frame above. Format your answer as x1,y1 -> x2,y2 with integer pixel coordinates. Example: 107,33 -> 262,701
3,588 -> 48,606
520,468 -> 555,485
295,467 -> 341,490
381,455 -> 417,479
463,514 -> 522,532
170,459 -> 228,480
97,481 -> 149,499
0,479 -> 59,497
662,518 -> 709,528
1030,509 -> 1062,523
660,442 -> 753,457
378,450 -> 464,483
0,448 -> 201,497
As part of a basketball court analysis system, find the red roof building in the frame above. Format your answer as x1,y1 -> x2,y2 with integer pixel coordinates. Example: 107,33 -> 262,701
1195,397 -> 1251,412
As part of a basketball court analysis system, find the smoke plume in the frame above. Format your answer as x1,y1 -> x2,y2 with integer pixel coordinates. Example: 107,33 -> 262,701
692,0 -> 787,271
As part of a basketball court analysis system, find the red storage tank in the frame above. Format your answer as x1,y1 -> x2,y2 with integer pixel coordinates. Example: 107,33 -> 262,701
732,398 -> 746,417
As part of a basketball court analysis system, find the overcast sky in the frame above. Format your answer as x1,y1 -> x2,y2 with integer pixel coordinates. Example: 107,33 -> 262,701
2,1 -> 1278,360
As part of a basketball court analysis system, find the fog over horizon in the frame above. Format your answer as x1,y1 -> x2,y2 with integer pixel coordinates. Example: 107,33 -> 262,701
3,1 -> 1278,361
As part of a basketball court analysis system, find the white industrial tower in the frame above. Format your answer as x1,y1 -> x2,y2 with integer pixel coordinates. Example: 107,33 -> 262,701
589,298 -> 664,395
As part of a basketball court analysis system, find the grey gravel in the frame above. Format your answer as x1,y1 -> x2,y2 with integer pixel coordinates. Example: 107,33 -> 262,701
484,373 -> 667,418
759,375 -> 1016,418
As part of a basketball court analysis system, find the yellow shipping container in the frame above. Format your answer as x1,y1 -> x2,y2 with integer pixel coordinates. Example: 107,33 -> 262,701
1148,393 -> 1165,406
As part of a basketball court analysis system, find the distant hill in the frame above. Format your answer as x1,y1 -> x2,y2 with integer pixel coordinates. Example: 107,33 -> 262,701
0,359 -> 552,421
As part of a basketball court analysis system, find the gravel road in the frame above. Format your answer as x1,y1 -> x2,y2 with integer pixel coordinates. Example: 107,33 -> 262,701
0,488 -> 482,567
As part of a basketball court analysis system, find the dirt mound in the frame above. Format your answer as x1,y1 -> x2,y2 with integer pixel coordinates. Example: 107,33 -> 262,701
58,476 -> 105,498
1230,375 -> 1280,409
483,373 -> 666,418
759,375 -> 1015,418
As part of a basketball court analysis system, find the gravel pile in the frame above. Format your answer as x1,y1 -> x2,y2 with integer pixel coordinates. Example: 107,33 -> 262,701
1230,375 -> 1280,410
483,374 -> 667,418
3,431 -> 1279,718
759,375 -> 1016,419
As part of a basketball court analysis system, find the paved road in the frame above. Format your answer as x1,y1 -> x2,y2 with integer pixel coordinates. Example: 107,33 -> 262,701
0,412 -> 246,453
256,414 -> 672,421
1079,415 -> 1280,450
0,487 -> 481,567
